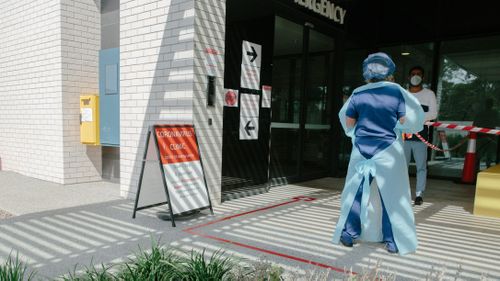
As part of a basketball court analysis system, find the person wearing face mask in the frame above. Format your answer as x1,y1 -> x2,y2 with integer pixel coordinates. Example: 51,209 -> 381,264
404,66 -> 438,206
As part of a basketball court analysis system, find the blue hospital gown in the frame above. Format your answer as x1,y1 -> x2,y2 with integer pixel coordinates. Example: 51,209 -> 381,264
346,85 -> 406,159
332,81 -> 425,255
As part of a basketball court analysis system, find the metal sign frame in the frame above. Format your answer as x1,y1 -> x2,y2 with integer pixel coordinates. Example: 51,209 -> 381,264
132,124 -> 214,227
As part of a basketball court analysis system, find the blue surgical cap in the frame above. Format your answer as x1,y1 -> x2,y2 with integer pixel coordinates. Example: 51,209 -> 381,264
362,52 -> 396,81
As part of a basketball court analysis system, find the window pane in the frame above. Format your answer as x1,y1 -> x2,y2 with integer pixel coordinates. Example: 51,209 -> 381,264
270,16 -> 303,178
435,36 -> 500,174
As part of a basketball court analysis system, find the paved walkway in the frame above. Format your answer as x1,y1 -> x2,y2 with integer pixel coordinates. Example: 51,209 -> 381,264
1,172 -> 499,280
0,171 -> 120,215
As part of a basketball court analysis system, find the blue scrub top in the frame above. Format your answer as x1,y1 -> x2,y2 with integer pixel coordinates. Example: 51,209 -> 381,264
346,83 -> 406,159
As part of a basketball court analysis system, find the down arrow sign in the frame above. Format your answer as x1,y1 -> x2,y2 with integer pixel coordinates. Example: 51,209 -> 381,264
245,120 -> 255,136
246,46 -> 257,63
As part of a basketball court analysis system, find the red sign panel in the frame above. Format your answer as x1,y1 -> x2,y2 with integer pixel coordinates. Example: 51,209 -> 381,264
225,90 -> 237,106
155,126 -> 200,164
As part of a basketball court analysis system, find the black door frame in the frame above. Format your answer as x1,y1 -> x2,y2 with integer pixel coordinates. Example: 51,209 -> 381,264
269,1 -> 346,185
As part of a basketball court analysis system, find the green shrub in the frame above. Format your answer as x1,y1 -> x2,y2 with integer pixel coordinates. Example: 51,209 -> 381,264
60,262 -> 116,281
0,253 -> 35,281
176,249 -> 235,281
117,241 -> 182,281
12,240 -> 485,281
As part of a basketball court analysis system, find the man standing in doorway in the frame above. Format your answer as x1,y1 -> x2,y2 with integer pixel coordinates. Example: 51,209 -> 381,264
404,66 -> 438,205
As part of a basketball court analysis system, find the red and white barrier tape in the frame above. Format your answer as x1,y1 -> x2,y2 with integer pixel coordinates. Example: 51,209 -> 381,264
411,121 -> 499,152
413,133 -> 468,152
425,121 -> 500,135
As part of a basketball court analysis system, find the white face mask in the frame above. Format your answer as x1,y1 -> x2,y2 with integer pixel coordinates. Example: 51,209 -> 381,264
410,75 -> 422,86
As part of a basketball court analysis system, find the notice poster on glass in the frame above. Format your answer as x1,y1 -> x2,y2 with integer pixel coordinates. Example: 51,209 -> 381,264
240,40 -> 262,90
262,85 -> 272,108
240,93 -> 260,140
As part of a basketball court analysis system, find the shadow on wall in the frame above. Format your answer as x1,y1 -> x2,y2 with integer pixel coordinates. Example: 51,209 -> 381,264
126,0 -> 224,202
191,0 -> 225,200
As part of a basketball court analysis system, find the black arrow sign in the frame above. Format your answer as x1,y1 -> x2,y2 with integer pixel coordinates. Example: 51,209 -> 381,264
245,120 -> 255,136
246,46 -> 257,63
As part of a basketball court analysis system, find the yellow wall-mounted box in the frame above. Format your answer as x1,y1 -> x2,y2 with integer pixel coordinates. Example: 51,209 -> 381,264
80,95 -> 100,145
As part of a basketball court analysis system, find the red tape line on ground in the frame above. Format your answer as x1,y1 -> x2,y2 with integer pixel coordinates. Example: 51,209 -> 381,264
183,196 -> 356,275
183,197 -> 304,232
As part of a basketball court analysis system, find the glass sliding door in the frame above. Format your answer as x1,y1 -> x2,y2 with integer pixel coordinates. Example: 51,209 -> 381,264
302,29 -> 334,177
434,36 -> 500,175
270,17 -> 303,180
270,16 -> 335,182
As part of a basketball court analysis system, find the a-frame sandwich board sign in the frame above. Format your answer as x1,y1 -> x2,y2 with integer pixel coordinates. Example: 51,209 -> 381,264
133,124 -> 214,227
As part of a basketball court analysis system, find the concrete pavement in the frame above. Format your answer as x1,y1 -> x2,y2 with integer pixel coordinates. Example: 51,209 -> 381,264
0,171 -> 120,215
0,172 -> 499,280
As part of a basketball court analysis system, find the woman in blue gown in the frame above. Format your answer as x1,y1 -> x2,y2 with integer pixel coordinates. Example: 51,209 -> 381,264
332,52 -> 425,255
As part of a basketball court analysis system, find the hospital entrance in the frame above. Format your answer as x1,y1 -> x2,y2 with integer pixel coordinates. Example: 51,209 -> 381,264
220,0 -> 500,202
221,0 -> 344,199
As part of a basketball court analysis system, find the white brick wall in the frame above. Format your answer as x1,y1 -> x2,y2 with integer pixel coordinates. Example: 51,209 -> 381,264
0,0 -> 101,184
0,0 -> 65,182
120,0 -> 226,203
60,0 -> 102,184
193,0 -> 226,203
120,0 -> 195,198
